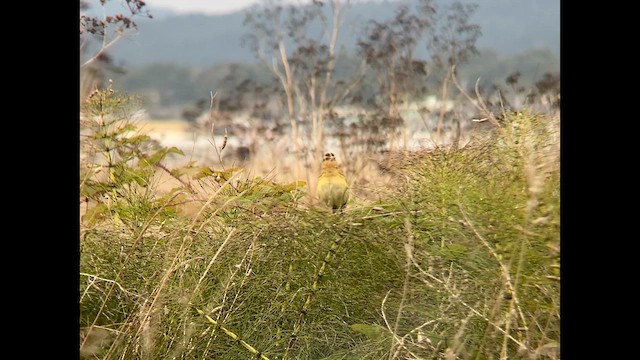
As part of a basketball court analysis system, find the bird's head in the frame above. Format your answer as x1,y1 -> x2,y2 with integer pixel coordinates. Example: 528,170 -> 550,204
323,152 -> 336,161
322,152 -> 339,168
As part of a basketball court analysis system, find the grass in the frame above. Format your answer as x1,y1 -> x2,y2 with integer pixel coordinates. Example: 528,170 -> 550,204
80,87 -> 559,359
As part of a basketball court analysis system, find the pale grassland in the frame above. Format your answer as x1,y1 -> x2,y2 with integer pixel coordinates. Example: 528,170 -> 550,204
126,117 -> 400,204
128,116 -> 478,205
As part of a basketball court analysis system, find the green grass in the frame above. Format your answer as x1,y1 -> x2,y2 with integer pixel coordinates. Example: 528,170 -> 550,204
80,88 -> 559,359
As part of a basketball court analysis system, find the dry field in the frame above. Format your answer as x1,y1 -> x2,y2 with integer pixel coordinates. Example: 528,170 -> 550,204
90,112 -> 531,221
129,116 -> 492,206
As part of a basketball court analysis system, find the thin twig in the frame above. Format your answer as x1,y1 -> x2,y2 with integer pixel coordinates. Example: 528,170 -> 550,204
436,65 -> 453,143
458,203 -> 529,340
411,260 -> 528,350
218,229 -> 262,326
450,66 -> 500,129
80,272 -> 143,301
387,218 -> 415,359
191,305 -> 271,360
81,33 -> 124,68
447,305 -> 474,358
80,191 -> 183,351
204,91 -> 226,169
284,232 -> 344,359
191,228 -> 237,296
381,290 -> 401,344
125,173 -> 245,353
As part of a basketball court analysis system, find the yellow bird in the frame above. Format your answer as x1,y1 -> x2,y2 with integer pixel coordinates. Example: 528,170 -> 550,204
316,152 -> 349,212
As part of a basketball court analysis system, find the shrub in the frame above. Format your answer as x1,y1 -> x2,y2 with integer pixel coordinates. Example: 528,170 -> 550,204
80,98 -> 559,359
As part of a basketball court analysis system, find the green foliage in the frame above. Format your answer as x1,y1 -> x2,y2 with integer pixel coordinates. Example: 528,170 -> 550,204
392,111 -> 560,358
80,107 -> 559,359
80,83 -> 191,229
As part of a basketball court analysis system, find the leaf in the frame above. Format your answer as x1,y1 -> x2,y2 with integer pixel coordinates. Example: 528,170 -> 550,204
82,203 -> 109,226
282,180 -> 307,192
81,180 -> 115,199
166,146 -> 185,156
215,167 -> 244,182
442,243 -> 467,260
320,349 -> 350,360
350,323 -> 390,342
193,167 -> 215,179
113,123 -> 139,135
172,165 -> 214,179
125,134 -> 152,145
159,187 -> 187,204
112,164 -> 142,185
145,146 -> 185,165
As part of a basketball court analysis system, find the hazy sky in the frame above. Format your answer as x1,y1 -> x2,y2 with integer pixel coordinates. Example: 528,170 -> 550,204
85,0 -> 278,16
142,0 -> 382,15
145,0 -> 263,15
84,1 -> 393,16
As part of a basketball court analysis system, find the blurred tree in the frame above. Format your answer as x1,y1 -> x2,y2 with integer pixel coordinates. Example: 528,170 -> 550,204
80,0 -> 152,100
356,0 -> 480,145
460,47 -> 559,93
534,72 -> 560,108
428,1 -> 481,140
80,0 -> 152,68
243,0 -> 360,182
457,47 -> 559,114
357,0 -> 436,119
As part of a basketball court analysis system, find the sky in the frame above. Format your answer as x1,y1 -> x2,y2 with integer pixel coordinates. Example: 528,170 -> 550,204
84,0 -> 288,16
144,0 -> 264,15
131,0 -> 383,15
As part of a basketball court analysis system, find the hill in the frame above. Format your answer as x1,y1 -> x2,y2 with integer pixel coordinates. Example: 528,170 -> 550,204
102,0 -> 559,67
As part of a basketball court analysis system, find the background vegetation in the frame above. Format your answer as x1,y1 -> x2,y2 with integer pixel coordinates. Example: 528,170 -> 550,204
81,0 -> 559,120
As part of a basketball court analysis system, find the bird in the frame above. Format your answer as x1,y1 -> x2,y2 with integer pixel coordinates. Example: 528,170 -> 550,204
316,152 -> 349,212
